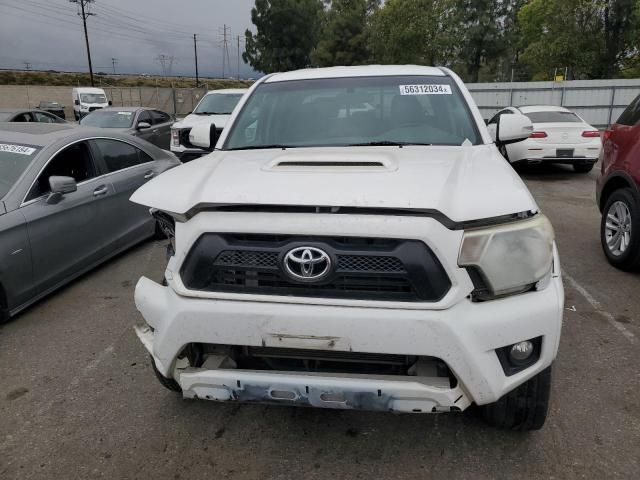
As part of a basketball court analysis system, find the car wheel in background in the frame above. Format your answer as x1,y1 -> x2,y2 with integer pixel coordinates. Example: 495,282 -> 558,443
482,366 -> 552,431
601,188 -> 640,271
573,163 -> 594,173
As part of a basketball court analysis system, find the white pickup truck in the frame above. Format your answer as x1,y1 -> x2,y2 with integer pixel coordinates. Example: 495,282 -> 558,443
132,65 -> 564,431
170,89 -> 247,161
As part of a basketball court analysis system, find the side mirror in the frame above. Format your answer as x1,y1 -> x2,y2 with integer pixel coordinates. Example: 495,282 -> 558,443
46,176 -> 77,204
492,114 -> 533,146
484,119 -> 489,125
74,99 -> 80,106
189,123 -> 218,150
136,121 -> 151,130
108,100 -> 113,106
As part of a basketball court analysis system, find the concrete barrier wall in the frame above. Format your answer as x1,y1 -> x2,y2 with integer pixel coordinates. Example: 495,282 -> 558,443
0,85 -> 209,119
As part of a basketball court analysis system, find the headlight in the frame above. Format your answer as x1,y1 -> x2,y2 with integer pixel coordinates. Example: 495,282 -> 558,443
458,214 -> 554,299
171,129 -> 180,147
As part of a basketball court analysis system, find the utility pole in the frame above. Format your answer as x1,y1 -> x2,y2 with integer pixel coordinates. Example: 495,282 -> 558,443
220,24 -> 231,78
193,34 -> 199,87
23,61 -> 32,71
111,57 -> 118,75
237,35 -> 241,80
70,0 -> 96,87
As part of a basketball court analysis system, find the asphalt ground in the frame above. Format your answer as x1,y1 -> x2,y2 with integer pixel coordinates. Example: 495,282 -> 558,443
1,163 -> 639,479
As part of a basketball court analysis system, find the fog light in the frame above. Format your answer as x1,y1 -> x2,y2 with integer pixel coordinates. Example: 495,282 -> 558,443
510,341 -> 534,362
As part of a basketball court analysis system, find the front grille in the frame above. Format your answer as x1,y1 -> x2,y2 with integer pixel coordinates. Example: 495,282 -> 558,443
180,234 -> 451,302
88,106 -> 102,112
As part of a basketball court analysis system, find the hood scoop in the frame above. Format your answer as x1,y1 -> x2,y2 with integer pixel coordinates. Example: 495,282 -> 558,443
264,153 -> 396,172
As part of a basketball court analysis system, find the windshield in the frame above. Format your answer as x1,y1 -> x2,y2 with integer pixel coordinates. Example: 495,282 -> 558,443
0,143 -> 40,199
194,93 -> 244,115
80,110 -> 135,128
0,113 -> 11,121
525,111 -> 582,123
80,93 -> 107,104
224,76 -> 479,150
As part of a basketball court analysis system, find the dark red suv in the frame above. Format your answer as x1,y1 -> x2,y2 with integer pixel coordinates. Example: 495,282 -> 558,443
597,94 -> 640,270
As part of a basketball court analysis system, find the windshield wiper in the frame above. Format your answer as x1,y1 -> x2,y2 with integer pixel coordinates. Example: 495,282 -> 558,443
194,111 -> 230,115
227,144 -> 294,151
346,141 -> 433,147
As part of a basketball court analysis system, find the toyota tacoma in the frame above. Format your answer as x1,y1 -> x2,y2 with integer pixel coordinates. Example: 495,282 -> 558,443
131,66 -> 564,430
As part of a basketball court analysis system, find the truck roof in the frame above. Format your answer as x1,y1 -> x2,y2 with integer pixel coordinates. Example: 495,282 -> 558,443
265,65 -> 446,83
73,87 -> 106,93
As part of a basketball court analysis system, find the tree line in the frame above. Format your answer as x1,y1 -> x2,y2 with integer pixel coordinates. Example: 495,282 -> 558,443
243,0 -> 640,82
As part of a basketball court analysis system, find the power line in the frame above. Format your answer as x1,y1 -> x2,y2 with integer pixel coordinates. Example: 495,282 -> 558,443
69,0 -> 96,86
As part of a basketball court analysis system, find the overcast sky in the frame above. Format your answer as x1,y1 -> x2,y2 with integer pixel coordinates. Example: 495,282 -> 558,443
0,0 -> 258,78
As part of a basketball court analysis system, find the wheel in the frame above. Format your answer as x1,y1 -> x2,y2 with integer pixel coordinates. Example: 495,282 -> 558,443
74,112 -> 79,121
573,163 -> 594,173
482,366 -> 552,431
601,188 -> 640,271
150,355 -> 181,392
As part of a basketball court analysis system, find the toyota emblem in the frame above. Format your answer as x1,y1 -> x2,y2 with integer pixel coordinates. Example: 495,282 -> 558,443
283,246 -> 332,282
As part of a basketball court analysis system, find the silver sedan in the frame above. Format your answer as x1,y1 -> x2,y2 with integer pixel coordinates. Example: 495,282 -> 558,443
78,107 -> 174,150
0,122 -> 180,322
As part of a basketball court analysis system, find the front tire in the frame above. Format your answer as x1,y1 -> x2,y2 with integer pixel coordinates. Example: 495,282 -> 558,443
573,163 -> 594,173
601,188 -> 640,271
150,355 -> 181,392
482,366 -> 552,431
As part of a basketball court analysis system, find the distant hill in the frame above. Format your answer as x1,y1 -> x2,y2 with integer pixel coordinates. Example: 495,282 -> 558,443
0,70 -> 252,89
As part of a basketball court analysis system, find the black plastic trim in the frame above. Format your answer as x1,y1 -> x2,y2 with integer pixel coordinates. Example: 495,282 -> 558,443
178,203 -> 536,231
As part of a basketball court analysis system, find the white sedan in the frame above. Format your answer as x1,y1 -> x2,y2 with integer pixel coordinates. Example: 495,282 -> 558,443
488,106 -> 602,173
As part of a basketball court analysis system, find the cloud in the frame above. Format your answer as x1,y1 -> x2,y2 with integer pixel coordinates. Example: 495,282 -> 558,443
0,0 -> 257,78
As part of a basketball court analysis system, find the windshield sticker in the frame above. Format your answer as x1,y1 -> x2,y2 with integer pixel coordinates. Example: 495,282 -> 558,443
117,112 -> 133,116
399,84 -> 452,95
0,144 -> 36,155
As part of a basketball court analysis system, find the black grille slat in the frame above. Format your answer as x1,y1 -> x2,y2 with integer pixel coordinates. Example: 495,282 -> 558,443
181,234 -> 451,302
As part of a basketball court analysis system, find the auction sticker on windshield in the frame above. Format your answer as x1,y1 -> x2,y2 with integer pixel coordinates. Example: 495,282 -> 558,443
399,84 -> 452,95
0,144 -> 36,155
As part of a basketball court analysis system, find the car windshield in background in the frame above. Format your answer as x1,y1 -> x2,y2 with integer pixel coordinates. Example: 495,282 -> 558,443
0,143 -> 40,199
224,76 -> 480,150
80,93 -> 107,104
81,110 -> 135,128
193,93 -> 244,114
525,111 -> 582,123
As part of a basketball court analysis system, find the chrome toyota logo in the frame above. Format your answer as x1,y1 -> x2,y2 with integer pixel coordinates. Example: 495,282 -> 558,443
283,246 -> 332,282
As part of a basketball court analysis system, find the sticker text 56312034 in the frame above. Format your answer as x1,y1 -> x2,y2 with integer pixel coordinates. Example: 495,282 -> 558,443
0,144 -> 37,155
399,84 -> 452,95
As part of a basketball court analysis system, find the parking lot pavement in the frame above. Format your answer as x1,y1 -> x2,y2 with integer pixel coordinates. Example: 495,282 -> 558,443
1,164 -> 639,480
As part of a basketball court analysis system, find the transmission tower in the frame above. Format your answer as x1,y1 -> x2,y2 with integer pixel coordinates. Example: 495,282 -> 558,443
219,24 -> 231,78
111,57 -> 118,74
69,0 -> 96,86
156,54 -> 176,77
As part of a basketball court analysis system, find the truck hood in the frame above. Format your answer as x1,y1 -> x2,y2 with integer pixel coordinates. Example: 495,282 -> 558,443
173,113 -> 231,130
130,145 -> 538,223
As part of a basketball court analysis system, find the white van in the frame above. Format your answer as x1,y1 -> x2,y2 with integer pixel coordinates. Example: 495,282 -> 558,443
72,87 -> 111,120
